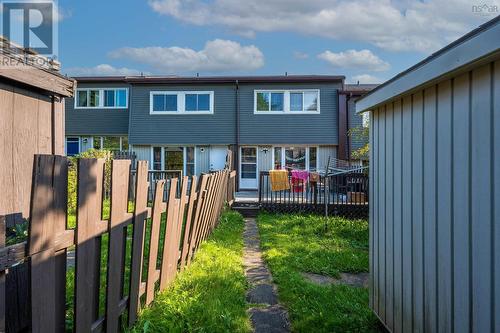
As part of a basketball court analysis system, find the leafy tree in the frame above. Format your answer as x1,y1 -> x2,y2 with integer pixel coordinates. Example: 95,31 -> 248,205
348,126 -> 369,161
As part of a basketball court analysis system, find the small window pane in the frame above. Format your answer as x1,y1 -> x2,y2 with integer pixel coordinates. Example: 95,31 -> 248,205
198,94 -> 210,111
165,95 -> 177,111
66,138 -> 80,156
309,147 -> 317,171
256,92 -> 270,111
285,147 -> 306,170
153,147 -> 162,170
104,90 -> 115,107
153,94 -> 166,112
241,164 -> 257,179
89,90 -> 100,107
186,147 -> 195,176
304,92 -> 318,111
274,147 -> 282,169
241,148 -> 257,163
77,91 -> 88,107
290,93 -> 303,111
121,137 -> 129,151
116,89 -> 127,107
185,94 -> 197,111
270,93 -> 284,111
93,137 -> 101,149
165,148 -> 183,171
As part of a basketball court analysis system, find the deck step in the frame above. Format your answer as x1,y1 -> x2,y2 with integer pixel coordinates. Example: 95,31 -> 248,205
232,204 -> 260,218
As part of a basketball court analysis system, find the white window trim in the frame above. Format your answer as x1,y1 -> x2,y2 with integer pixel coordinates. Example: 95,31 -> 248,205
149,91 -> 215,115
74,88 -> 129,109
254,89 -> 321,114
150,146 -> 197,174
271,145 -> 319,171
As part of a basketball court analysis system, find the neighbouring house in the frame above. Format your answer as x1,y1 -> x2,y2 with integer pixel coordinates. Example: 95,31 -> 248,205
356,16 -> 499,333
65,75 -> 373,190
0,37 -> 75,222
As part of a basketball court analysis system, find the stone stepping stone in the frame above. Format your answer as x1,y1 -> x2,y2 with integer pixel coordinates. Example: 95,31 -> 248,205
247,284 -> 278,305
249,305 -> 290,333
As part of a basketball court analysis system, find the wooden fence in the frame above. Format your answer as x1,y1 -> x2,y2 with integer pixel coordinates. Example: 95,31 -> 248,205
259,171 -> 369,219
0,154 -> 234,332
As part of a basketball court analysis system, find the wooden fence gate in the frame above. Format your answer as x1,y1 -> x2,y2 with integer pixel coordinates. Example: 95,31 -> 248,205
0,154 -> 236,332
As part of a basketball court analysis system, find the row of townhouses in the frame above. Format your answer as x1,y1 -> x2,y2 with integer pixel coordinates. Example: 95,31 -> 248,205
65,75 -> 373,190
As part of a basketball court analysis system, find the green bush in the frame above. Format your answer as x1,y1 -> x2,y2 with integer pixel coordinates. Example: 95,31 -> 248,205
68,149 -> 113,220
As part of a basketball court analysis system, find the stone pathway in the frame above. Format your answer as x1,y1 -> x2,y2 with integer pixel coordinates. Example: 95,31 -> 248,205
243,218 -> 290,333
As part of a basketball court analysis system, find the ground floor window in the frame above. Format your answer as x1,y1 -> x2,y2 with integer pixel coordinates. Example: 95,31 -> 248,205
92,136 -> 129,152
273,146 -> 318,171
151,146 -> 197,176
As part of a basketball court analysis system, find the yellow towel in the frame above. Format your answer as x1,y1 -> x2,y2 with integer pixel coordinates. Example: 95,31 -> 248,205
269,170 -> 290,191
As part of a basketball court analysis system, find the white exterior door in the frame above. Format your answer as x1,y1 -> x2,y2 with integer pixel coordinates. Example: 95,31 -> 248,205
210,146 -> 227,171
239,147 -> 258,189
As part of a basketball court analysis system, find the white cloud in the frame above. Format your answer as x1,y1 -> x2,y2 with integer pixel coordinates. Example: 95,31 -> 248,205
318,49 -> 389,71
64,64 -> 147,76
108,39 -> 264,73
293,51 -> 309,60
350,74 -> 383,84
148,0 -> 500,52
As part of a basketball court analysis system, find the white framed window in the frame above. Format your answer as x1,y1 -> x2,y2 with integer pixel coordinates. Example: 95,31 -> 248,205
271,146 -> 319,171
75,88 -> 128,109
150,91 -> 214,114
254,89 -> 320,114
150,146 -> 197,176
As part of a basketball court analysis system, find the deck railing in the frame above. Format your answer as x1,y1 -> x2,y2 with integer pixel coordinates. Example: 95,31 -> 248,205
258,171 -> 369,219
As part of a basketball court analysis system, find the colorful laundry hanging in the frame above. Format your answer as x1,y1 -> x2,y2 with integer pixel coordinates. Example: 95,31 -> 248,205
269,170 -> 290,191
291,170 -> 309,193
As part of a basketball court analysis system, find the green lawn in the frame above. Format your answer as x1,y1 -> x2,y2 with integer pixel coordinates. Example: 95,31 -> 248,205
257,213 -> 384,333
130,210 -> 251,333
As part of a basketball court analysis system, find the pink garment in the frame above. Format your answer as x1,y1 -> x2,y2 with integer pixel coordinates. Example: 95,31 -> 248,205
291,170 -> 309,181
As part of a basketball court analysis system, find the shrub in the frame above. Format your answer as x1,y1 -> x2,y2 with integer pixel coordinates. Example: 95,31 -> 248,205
68,149 -> 113,216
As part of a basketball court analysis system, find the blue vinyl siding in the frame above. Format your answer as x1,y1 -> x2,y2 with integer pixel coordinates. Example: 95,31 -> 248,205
66,83 -> 130,135
238,83 -> 340,145
129,84 -> 236,145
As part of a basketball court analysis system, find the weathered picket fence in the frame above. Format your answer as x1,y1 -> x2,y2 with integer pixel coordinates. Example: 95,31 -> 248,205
0,154 -> 236,332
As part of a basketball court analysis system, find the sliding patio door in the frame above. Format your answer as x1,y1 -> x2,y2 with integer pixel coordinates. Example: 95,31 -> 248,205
239,147 -> 258,189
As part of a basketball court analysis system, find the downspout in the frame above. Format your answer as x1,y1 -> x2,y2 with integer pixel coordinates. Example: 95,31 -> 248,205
346,92 -> 352,166
235,80 -> 240,191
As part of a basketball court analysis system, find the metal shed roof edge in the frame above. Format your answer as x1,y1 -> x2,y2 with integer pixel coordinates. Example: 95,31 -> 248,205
356,15 -> 500,113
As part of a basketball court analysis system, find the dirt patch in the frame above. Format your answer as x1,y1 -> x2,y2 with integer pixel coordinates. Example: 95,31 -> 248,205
302,272 -> 369,288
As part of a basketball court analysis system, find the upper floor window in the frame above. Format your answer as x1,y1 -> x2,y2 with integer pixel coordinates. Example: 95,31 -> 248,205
254,90 -> 320,114
75,88 -> 128,109
150,91 -> 214,114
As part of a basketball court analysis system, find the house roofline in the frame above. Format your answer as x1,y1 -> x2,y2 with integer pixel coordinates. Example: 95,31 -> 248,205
72,75 -> 345,85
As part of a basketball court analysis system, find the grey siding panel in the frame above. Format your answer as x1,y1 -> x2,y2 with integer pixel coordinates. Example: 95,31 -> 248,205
132,145 -> 150,162
494,60 -> 500,333
371,59 -> 499,333
437,80 -> 453,333
401,95 -> 413,333
258,146 -> 273,173
423,86 -> 438,333
412,91 -> 424,333
129,84 -> 236,145
452,73 -> 471,333
65,83 -> 130,135
318,146 -> 337,171
196,146 -> 210,174
378,107 -> 386,322
238,83 -> 340,145
392,100 -> 403,333
385,102 -> 394,330
471,65 -> 492,333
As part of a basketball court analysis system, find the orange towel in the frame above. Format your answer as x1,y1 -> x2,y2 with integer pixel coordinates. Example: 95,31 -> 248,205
269,170 -> 290,191
310,172 -> 320,182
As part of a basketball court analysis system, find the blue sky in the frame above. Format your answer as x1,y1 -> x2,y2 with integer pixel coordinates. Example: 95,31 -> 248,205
58,0 -> 499,83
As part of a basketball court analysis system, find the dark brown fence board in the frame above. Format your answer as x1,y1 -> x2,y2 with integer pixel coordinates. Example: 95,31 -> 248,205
145,179 -> 165,305
186,175 -> 208,267
128,161 -> 149,325
105,160 -> 132,333
75,159 -> 105,332
28,155 -> 68,333
179,177 -> 198,270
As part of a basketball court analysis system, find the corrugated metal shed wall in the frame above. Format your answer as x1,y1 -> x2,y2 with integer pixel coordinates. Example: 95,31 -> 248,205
370,60 -> 499,333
